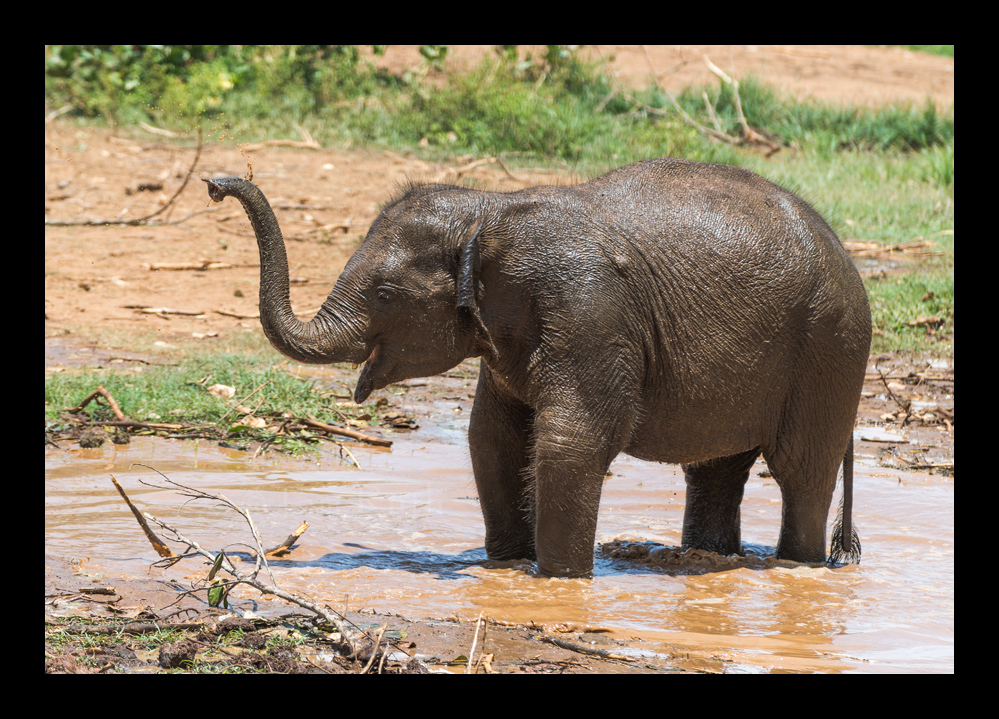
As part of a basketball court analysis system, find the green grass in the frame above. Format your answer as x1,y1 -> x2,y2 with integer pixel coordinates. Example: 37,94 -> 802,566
45,349 -> 382,453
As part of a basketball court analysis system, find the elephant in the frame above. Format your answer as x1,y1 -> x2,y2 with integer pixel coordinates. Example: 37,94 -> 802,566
204,157 -> 871,578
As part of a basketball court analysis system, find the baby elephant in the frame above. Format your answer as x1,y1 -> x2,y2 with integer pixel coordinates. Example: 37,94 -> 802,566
205,158 -> 871,578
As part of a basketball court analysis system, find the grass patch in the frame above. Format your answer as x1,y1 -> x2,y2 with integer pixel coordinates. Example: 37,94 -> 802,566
45,349 -> 382,455
867,270 -> 954,353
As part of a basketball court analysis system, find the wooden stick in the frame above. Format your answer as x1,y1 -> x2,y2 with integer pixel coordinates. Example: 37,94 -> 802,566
304,416 -> 393,447
63,384 -> 127,421
465,612 -> 485,674
110,475 -> 175,557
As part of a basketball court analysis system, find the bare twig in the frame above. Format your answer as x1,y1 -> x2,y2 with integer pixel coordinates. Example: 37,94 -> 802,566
541,635 -> 634,661
63,384 -> 128,421
145,261 -> 237,271
124,306 -> 206,317
218,380 -> 272,423
242,125 -> 320,152
431,157 -> 523,184
118,465 -> 363,650
45,128 -> 204,227
875,361 -> 913,426
138,122 -> 180,138
303,415 -> 393,447
636,46 -> 782,154
45,105 -> 74,123
110,475 -> 174,558
361,625 -> 386,674
465,611 -> 485,674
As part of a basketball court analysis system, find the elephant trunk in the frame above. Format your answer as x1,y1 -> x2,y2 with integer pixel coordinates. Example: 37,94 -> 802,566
204,177 -> 368,365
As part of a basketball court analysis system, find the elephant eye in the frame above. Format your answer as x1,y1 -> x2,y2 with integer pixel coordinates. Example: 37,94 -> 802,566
376,287 -> 395,303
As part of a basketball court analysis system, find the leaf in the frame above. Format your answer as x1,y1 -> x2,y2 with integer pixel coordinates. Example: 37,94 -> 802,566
208,550 -> 226,580
208,582 -> 225,607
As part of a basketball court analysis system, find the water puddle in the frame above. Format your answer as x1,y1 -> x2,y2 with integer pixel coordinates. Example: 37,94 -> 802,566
45,434 -> 953,673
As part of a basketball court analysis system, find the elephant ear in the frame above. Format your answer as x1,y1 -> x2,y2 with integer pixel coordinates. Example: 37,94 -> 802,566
458,220 -> 498,360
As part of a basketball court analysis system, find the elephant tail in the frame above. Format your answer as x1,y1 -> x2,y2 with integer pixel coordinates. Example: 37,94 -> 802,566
830,436 -> 862,564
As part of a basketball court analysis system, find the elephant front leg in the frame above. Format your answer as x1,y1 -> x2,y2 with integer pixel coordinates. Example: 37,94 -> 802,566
468,368 -> 536,562
681,448 -> 760,556
532,409 -> 623,578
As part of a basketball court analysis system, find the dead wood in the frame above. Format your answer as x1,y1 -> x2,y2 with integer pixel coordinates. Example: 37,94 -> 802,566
63,384 -> 128,421
145,261 -> 237,271
45,128 -> 204,227
111,474 -> 175,557
637,46 -> 783,155
430,156 -> 523,184
242,124 -> 320,152
117,465 -> 366,651
264,521 -> 310,557
303,415 -> 393,447
842,239 -> 942,258
540,635 -> 634,661
125,306 -> 207,317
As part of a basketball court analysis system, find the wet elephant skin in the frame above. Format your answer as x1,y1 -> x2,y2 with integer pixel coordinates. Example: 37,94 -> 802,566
204,158 -> 871,578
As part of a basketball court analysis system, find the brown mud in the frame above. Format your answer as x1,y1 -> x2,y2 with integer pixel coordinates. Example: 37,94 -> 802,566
46,46 -> 953,673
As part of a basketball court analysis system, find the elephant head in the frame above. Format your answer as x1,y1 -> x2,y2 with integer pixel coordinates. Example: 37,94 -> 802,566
204,177 -> 490,403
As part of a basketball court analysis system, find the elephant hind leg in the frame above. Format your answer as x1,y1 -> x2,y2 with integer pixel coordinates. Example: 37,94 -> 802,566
764,442 -> 845,564
681,448 -> 761,556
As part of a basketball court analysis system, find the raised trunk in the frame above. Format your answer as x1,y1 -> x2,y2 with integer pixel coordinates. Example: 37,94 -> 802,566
204,177 -> 368,365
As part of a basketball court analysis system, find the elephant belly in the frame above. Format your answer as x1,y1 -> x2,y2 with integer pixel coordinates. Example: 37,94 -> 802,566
622,410 -> 766,466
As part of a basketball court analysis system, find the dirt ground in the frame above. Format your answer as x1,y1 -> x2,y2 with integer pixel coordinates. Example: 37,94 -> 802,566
45,45 -> 953,673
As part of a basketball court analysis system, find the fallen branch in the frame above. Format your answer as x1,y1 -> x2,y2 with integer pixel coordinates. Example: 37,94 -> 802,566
242,125 -> 320,152
124,306 -> 206,317
842,239 -> 941,258
138,122 -> 181,138
541,635 -> 634,661
702,55 -> 781,152
120,465 -> 365,651
145,261 -> 237,271
214,306 -> 322,320
45,128 -> 204,227
637,46 -> 782,155
63,384 -> 128,421
431,156 -> 523,184
265,521 -> 310,557
303,415 -> 393,447
110,475 -> 174,557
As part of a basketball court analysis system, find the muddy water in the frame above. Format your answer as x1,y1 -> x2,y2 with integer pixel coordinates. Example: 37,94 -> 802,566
45,432 -> 953,673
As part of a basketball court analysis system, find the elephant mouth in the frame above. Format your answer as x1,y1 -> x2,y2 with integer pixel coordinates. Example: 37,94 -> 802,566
353,343 -> 392,404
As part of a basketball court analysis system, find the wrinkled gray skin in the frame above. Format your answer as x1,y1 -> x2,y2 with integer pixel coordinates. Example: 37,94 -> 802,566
204,158 -> 870,578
